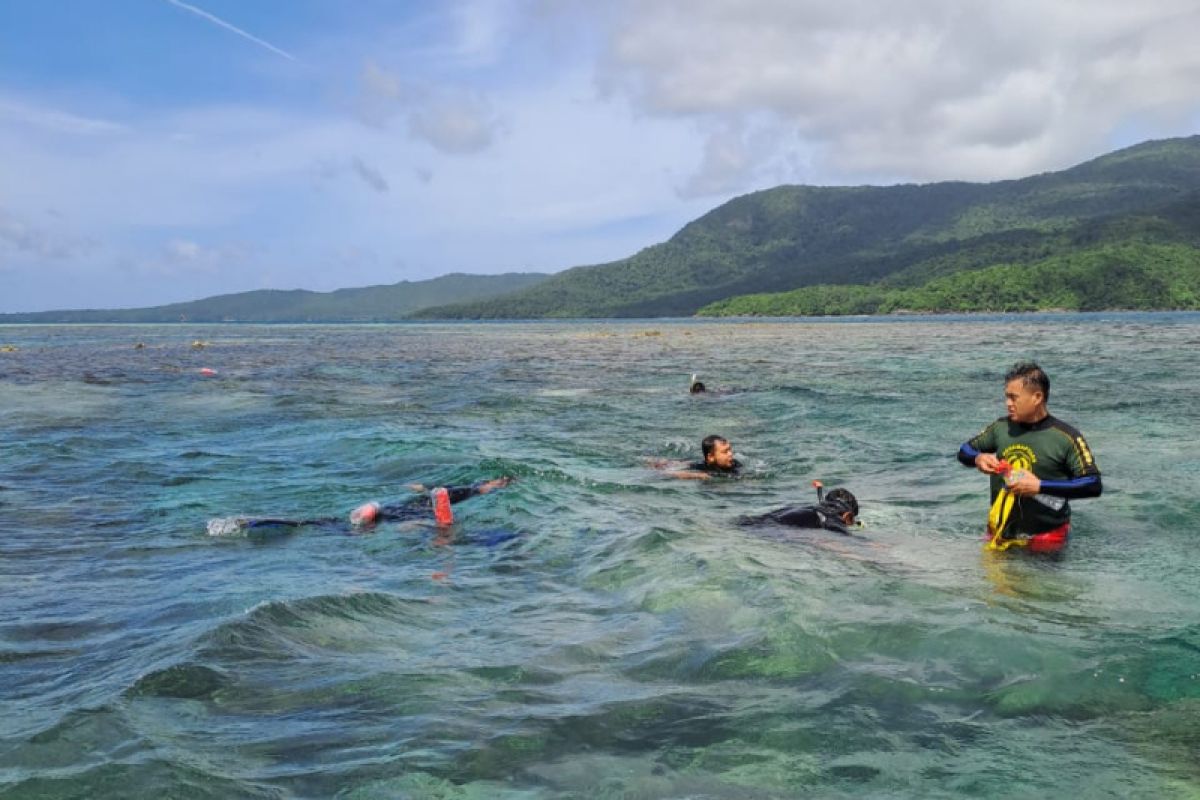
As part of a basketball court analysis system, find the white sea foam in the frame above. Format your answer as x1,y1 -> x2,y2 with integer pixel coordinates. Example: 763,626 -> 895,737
205,516 -> 247,537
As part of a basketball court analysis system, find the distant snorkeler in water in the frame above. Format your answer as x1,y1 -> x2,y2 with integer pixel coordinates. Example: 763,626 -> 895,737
688,373 -> 739,396
206,477 -> 512,536
739,484 -> 861,535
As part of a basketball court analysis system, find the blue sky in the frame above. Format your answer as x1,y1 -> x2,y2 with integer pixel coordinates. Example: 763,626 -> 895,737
2,0 -> 1199,312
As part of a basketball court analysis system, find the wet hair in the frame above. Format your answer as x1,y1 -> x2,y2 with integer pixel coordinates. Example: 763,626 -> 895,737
701,434 -> 727,460
690,381 -> 706,394
824,488 -> 859,519
1005,361 -> 1050,401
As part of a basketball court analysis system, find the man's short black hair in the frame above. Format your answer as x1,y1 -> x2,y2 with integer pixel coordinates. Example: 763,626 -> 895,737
1005,361 -> 1050,401
824,487 -> 858,518
701,435 -> 727,460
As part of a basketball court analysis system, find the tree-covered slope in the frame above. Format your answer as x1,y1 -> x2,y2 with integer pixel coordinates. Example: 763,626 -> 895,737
698,194 -> 1200,315
413,135 -> 1200,318
0,272 -> 548,323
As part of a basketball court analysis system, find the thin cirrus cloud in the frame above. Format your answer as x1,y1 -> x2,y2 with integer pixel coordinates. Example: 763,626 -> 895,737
0,98 -> 127,136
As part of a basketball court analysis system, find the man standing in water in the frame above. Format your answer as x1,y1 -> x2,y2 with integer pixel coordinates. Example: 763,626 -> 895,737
957,362 -> 1102,553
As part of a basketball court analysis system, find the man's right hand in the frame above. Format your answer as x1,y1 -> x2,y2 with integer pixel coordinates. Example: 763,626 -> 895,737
975,453 -> 1002,474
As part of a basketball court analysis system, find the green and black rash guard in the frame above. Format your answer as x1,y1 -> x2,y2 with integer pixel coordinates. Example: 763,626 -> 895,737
687,459 -> 743,477
958,415 -> 1102,536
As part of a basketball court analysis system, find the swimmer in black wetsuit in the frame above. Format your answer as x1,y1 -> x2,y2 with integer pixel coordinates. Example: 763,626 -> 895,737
671,434 -> 743,480
207,477 -> 511,536
739,488 -> 860,535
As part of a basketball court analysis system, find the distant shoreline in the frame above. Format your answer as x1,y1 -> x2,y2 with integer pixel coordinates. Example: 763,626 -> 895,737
3,309 -> 1199,327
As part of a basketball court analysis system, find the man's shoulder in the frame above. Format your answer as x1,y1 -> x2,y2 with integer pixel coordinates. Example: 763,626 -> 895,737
977,417 -> 1008,434
1043,415 -> 1087,440
970,417 -> 1009,442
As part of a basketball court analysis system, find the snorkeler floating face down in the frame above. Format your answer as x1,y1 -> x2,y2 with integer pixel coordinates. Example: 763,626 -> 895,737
823,487 -> 859,526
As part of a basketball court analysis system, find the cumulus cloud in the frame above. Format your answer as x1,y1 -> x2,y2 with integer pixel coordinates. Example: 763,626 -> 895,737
407,93 -> 501,154
678,123 -> 779,198
159,238 -> 254,274
0,208 -> 94,262
594,0 -> 1200,188
356,60 -> 503,154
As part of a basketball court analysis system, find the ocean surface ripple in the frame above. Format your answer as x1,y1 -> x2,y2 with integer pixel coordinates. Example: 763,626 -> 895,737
1,315 -> 1199,799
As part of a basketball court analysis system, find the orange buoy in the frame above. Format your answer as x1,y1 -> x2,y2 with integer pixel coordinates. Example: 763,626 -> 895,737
431,487 -> 453,526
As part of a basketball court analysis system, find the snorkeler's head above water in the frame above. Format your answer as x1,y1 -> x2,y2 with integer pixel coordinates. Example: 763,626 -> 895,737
700,435 -> 737,471
822,487 -> 859,525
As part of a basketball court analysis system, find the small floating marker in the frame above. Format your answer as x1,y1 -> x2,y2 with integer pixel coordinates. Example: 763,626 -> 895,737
431,571 -> 450,582
198,367 -> 217,376
349,501 -> 380,526
191,340 -> 207,349
431,487 -> 453,526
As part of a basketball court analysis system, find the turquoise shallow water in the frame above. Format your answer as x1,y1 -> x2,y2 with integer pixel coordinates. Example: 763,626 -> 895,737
1,315 -> 1199,799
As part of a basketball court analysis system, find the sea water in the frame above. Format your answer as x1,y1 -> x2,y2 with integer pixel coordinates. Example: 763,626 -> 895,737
1,315 -> 1198,799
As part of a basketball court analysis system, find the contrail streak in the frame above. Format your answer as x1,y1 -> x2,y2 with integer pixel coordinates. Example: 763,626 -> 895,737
165,0 -> 296,61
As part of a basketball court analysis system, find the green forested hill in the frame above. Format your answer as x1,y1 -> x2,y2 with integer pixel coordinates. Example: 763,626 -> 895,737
0,272 -> 548,323
699,193 -> 1200,315
414,135 -> 1200,318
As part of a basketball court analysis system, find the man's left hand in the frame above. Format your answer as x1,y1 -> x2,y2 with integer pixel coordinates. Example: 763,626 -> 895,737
1007,471 -> 1042,496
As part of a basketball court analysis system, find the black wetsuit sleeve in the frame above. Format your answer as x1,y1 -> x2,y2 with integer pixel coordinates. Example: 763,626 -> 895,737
1039,473 -> 1103,499
957,441 -> 981,467
959,420 -> 1000,467
377,484 -> 481,521
445,485 -> 479,504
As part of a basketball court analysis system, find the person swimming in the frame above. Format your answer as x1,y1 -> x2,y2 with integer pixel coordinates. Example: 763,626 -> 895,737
206,477 -> 511,536
663,434 -> 743,480
739,487 -> 860,535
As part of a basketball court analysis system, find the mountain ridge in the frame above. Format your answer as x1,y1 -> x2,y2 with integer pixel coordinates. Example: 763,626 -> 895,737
413,135 -> 1200,318
7,135 -> 1200,322
0,272 -> 548,323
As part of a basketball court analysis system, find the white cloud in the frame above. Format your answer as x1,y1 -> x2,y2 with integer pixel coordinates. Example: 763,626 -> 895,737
407,92 -> 502,154
165,238 -> 203,260
0,207 -> 95,262
593,0 -> 1200,186
355,60 -> 504,154
0,99 -> 127,136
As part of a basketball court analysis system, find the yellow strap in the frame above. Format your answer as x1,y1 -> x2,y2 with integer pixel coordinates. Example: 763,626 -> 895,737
985,488 -> 1028,551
